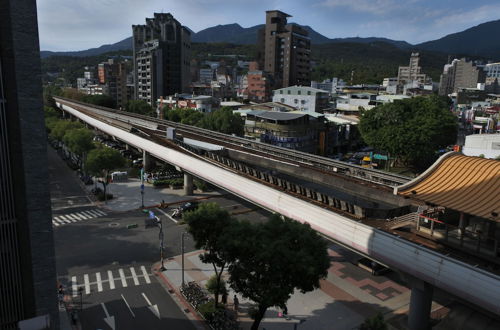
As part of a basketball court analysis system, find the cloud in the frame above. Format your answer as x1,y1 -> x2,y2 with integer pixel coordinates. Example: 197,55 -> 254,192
317,0 -> 405,15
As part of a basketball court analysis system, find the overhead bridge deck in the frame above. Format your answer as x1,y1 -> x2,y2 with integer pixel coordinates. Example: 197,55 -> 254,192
55,98 -> 500,317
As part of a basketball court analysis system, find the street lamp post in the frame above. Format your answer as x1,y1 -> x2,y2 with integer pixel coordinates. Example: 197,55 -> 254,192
140,167 -> 145,208
181,232 -> 186,286
157,216 -> 166,271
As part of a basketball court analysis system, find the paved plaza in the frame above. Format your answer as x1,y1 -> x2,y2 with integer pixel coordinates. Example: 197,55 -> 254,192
157,246 -> 414,330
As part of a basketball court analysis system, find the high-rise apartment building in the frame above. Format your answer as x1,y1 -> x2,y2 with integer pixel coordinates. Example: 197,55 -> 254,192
132,13 -> 191,106
258,10 -> 311,90
1,1 -> 58,329
397,53 -> 430,86
98,59 -> 128,109
439,58 -> 486,96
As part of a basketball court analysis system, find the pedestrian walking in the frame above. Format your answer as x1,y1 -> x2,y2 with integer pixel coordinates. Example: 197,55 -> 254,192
222,292 -> 227,304
233,295 -> 239,312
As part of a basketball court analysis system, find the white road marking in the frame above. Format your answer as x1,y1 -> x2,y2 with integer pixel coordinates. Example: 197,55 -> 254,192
87,210 -> 101,217
95,209 -> 107,216
81,211 -> 96,218
130,267 -> 140,286
65,214 -> 80,222
53,222 -> 61,227
71,276 -> 77,297
108,270 -> 115,290
155,208 -> 177,223
140,266 -> 151,284
76,212 -> 91,219
84,274 -> 90,294
119,268 -> 127,287
121,294 -> 135,318
96,272 -> 103,292
58,216 -> 72,223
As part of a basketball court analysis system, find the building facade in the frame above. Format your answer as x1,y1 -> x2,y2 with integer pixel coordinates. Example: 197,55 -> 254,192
258,10 -> 311,89
97,59 -> 128,109
397,53 -> 430,90
246,61 -> 273,102
439,59 -> 486,96
272,86 -> 329,112
1,1 -> 58,328
132,13 -> 191,106
243,111 -> 323,153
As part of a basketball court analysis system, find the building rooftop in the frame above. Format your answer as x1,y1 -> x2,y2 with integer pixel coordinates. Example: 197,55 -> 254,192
274,85 -> 329,94
247,110 -> 307,121
395,153 -> 500,220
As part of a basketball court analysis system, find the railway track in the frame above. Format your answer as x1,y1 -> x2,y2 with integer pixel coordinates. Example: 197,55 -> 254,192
54,97 -> 411,187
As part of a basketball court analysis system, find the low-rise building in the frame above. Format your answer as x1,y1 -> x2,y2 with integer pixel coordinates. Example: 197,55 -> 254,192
462,134 -> 500,159
243,110 -> 324,153
158,94 -> 217,113
272,86 -> 329,112
246,62 -> 273,102
311,78 -> 346,94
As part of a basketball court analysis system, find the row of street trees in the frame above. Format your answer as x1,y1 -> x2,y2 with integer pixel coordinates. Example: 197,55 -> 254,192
184,203 -> 330,330
45,106 -> 126,200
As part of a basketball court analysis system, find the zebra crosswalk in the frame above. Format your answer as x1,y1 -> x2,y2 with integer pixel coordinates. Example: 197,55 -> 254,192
52,209 -> 107,227
67,266 -> 152,297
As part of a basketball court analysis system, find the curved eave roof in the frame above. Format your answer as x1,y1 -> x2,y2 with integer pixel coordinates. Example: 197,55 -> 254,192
397,154 -> 500,220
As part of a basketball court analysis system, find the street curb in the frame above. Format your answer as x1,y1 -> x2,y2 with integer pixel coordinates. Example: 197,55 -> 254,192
151,263 -> 208,330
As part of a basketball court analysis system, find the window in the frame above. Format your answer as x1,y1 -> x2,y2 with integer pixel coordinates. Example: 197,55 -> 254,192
307,91 -> 311,95
298,91 -> 301,95
287,90 -> 291,95
301,100 -> 305,104
280,98 -> 285,103
294,99 -> 298,104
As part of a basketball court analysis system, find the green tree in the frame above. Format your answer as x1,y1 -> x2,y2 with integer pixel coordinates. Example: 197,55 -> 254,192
200,107 -> 244,136
359,312 -> 387,330
359,95 -> 457,171
63,128 -> 95,171
184,203 -> 233,305
43,85 -> 62,107
85,147 -> 126,202
225,215 -> 330,330
125,100 -> 154,115
83,94 -> 116,109
50,120 -> 84,141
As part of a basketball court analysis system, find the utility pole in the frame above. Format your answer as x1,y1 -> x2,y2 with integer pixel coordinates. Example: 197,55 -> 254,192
157,215 -> 166,271
181,232 -> 186,286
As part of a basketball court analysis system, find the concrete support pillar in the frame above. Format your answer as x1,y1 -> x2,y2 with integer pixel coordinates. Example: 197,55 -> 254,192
184,173 -> 193,196
143,150 -> 153,172
408,280 -> 433,330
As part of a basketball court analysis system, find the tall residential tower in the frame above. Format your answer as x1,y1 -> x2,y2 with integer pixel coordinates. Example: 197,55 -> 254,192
258,10 -> 311,90
132,13 -> 191,106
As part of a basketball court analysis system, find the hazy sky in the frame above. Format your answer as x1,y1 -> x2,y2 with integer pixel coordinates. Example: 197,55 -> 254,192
37,0 -> 500,51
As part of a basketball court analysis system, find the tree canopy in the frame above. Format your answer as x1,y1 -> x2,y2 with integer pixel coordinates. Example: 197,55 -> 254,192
224,215 -> 330,330
199,107 -> 244,136
125,100 -> 154,115
63,128 -> 95,158
50,120 -> 85,141
85,147 -> 126,200
184,203 -> 233,305
359,95 -> 457,171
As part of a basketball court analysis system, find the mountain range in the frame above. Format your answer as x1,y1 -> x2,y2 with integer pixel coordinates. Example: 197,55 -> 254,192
40,19 -> 500,60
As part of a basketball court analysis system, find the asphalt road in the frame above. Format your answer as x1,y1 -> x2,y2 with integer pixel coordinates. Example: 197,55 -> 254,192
48,145 -> 197,330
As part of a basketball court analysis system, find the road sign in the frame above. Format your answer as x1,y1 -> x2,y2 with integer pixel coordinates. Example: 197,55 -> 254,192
149,210 -> 155,219
141,184 -> 144,191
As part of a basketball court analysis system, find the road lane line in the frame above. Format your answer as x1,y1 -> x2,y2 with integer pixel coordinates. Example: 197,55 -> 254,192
140,266 -> 151,284
130,267 -> 139,286
71,276 -> 77,297
121,294 -> 135,318
108,270 -> 115,290
84,274 -> 90,294
96,272 -> 103,292
118,268 -> 127,287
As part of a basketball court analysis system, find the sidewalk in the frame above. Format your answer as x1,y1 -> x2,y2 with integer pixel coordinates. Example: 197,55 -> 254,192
84,177 -> 221,212
154,246 -> 416,330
